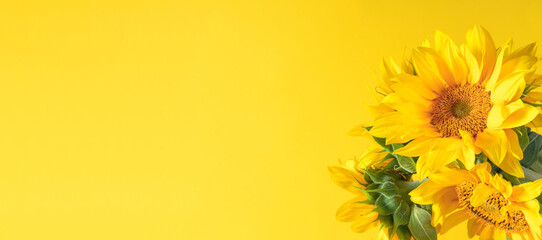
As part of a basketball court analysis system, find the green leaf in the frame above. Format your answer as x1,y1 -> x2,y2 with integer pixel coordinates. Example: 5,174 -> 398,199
521,131 -> 542,168
392,143 -> 416,173
391,201 -> 411,239
531,159 -> 542,173
515,126 -> 529,151
373,136 -> 394,153
396,180 -> 421,205
502,172 -> 522,186
524,167 -> 542,181
375,195 -> 400,216
393,201 -> 411,227
365,170 -> 396,183
364,171 -> 373,184
363,183 -> 380,202
396,225 -> 412,240
408,205 -> 437,240
377,182 -> 398,198
379,215 -> 394,228
384,158 -> 399,169
537,194 -> 542,214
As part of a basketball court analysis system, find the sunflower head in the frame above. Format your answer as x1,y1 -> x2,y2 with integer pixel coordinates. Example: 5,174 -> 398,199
410,163 -> 542,240
430,84 -> 492,137
369,25 -> 540,178
329,144 -> 435,240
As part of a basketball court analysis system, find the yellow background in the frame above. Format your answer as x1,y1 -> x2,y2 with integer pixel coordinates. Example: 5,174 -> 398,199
0,0 -> 540,239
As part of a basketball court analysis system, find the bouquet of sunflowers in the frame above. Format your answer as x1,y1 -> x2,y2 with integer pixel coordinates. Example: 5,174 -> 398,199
329,26 -> 542,240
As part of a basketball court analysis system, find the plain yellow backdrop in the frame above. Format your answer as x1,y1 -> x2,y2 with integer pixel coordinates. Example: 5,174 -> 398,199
0,0 -> 541,239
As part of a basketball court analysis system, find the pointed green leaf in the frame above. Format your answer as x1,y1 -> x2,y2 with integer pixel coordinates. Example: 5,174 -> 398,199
396,225 -> 412,240
373,136 -> 393,153
521,131 -> 542,168
393,201 -> 410,227
362,183 -> 380,202
384,158 -> 399,169
378,182 -> 398,198
408,205 -> 437,240
379,215 -> 394,228
375,195 -> 400,216
364,171 -> 374,184
524,167 -> 542,181
515,126 -> 529,151
365,170 -> 395,183
537,194 -> 542,214
392,143 -> 416,173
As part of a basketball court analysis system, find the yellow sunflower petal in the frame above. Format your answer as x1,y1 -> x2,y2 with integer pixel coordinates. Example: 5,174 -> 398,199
358,145 -> 391,169
496,150 -> 525,178
409,180 -> 448,205
435,30 -> 468,85
467,218 -> 484,238
393,137 -> 433,156
459,147 -> 475,170
487,100 -> 507,129
499,102 -> 539,129
509,179 -> 542,202
431,189 -> 459,226
418,148 -> 460,179
428,168 -> 477,187
348,124 -> 369,137
463,44 -> 482,84
506,42 -> 537,60
491,72 -> 525,104
459,130 -> 476,169
490,174 -> 513,198
328,165 -> 364,194
507,232 -> 524,240
505,128 -> 523,159
470,183 -> 497,207
474,129 -> 507,165
350,211 -> 379,233
484,45 -> 507,91
522,209 -> 542,239
501,42 -> 538,76
479,227 -> 506,240
411,47 -> 451,88
391,74 -> 439,101
439,210 -> 470,234
336,196 -> 373,222
466,25 -> 497,83
473,162 -> 493,183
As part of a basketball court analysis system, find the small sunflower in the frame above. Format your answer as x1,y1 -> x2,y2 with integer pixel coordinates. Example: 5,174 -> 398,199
329,140 -> 416,238
370,25 -> 540,178
329,138 -> 431,239
328,158 -> 389,235
409,163 -> 542,240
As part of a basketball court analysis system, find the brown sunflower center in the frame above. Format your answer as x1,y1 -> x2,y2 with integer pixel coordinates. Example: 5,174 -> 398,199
456,181 -> 529,233
430,84 -> 492,137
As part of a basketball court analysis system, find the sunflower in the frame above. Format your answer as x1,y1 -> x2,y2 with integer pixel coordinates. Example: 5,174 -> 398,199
328,151 -> 390,231
370,25 -> 540,178
329,159 -> 386,236
409,162 -> 542,240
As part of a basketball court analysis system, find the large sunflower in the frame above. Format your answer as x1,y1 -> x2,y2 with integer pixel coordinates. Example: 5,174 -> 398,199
370,26 -> 540,178
409,163 -> 542,240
